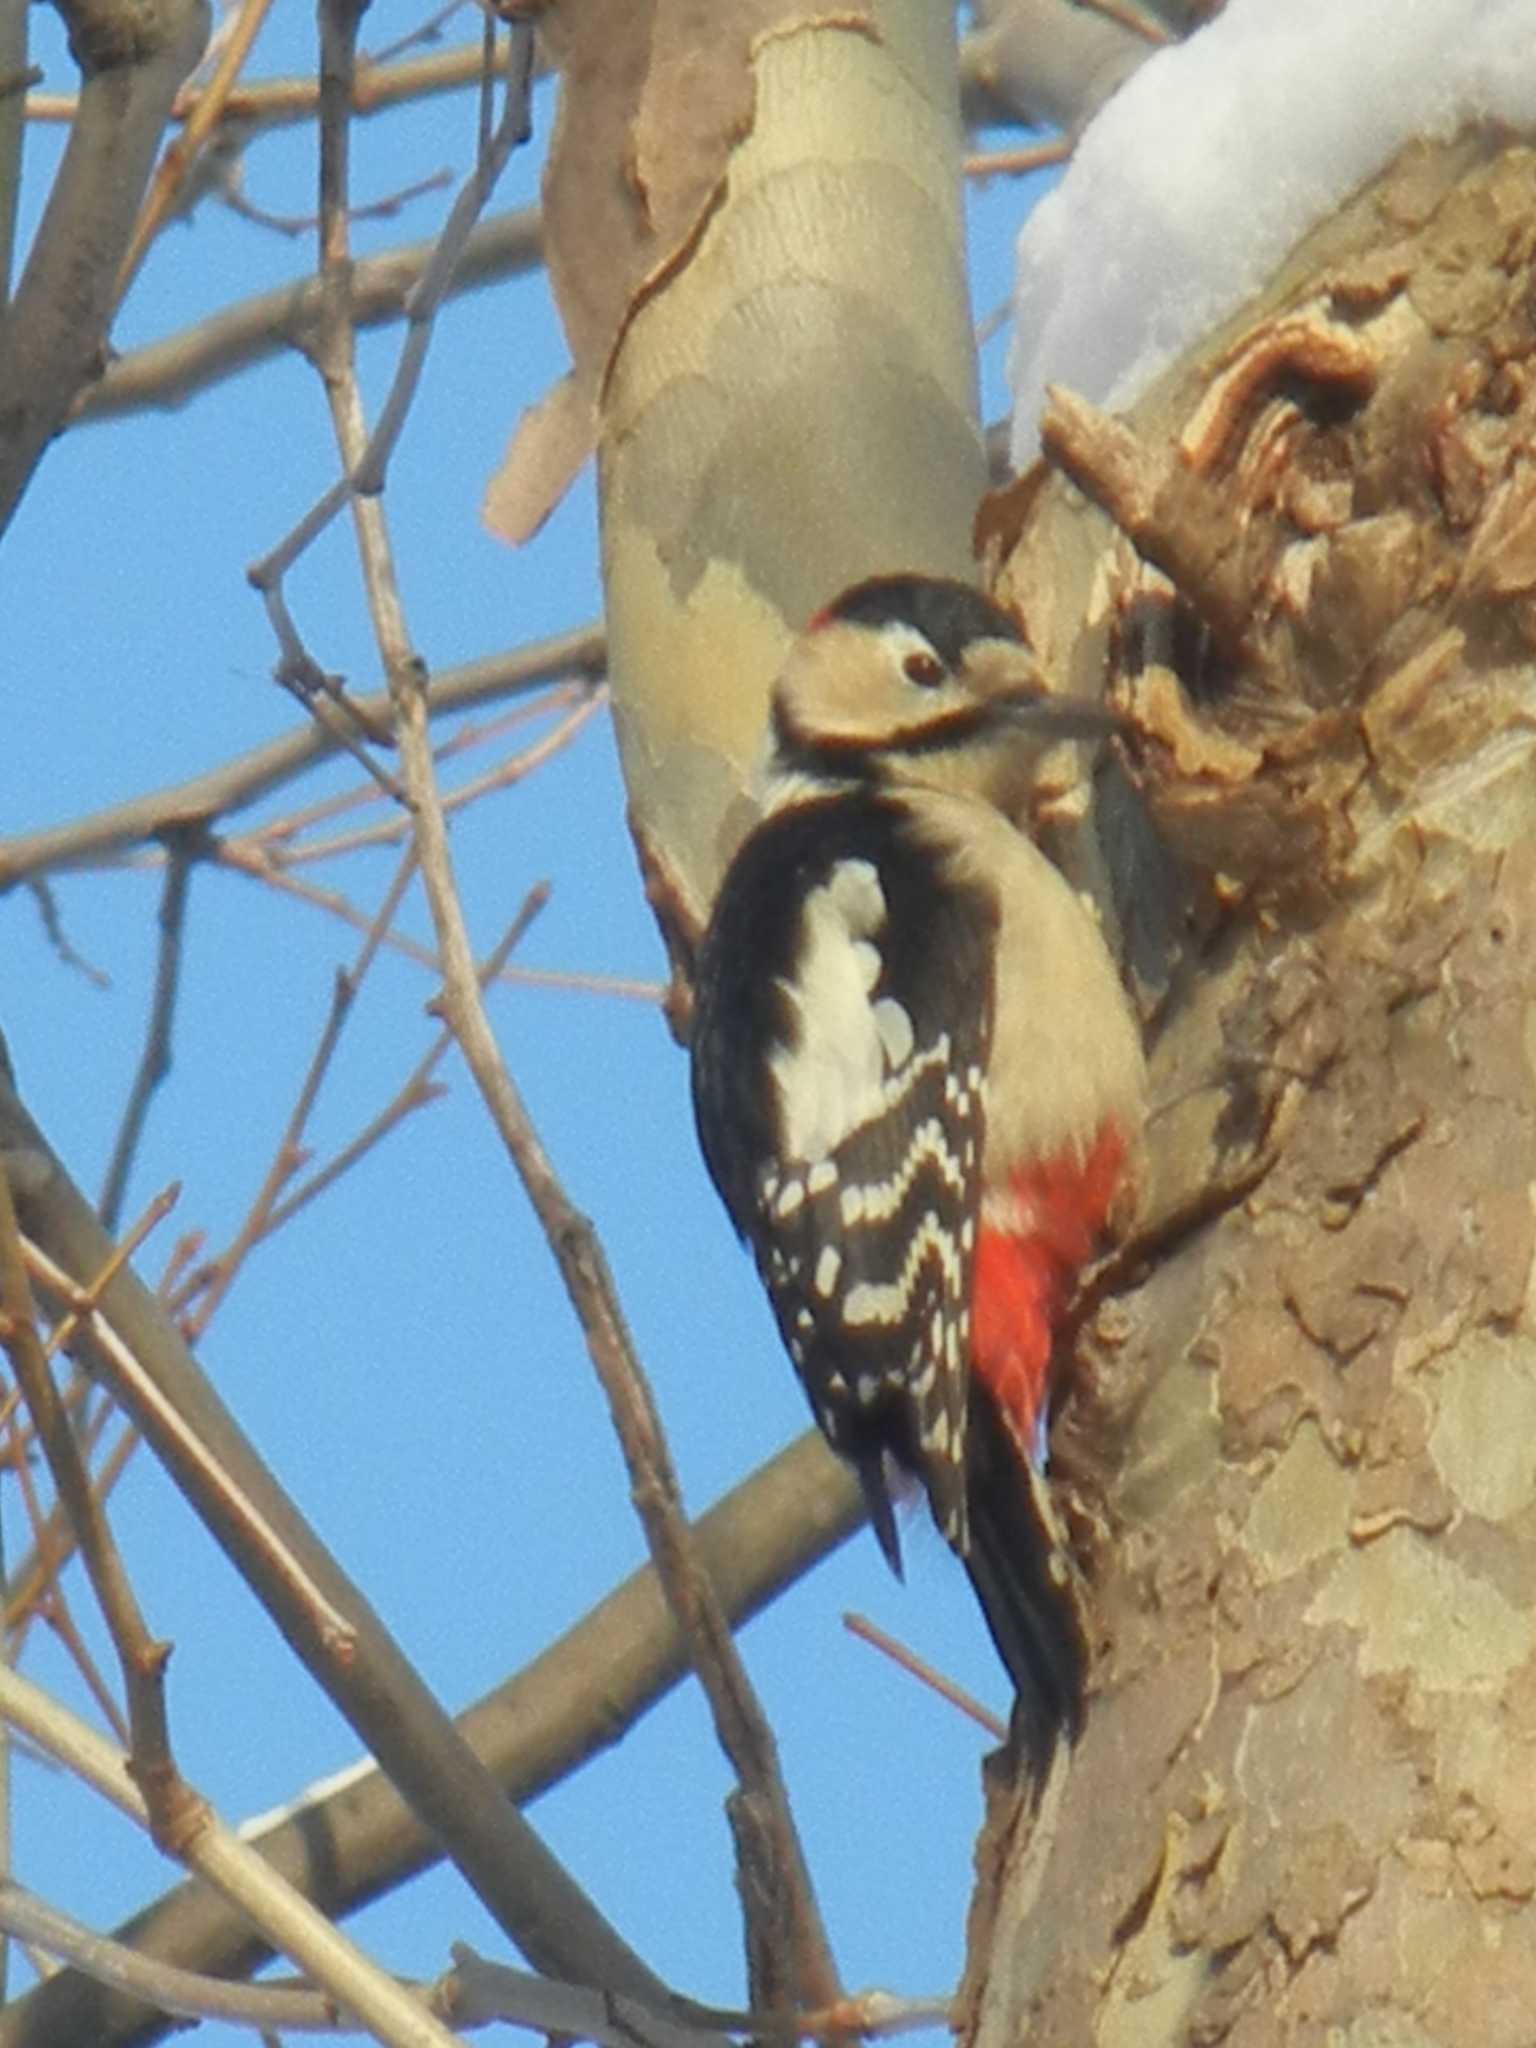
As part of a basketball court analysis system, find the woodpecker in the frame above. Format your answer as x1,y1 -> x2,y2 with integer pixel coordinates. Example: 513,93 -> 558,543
689,573 -> 1147,1769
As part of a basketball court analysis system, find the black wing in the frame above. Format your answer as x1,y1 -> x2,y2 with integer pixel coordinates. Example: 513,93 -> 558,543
690,793 -> 996,1563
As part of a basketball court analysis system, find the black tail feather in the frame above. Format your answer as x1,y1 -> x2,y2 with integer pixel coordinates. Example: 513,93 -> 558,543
857,1453 -> 906,1580
960,1388 -> 1087,1779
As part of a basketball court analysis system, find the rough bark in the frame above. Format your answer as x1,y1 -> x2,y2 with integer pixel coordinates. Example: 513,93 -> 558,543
967,128 -> 1536,2047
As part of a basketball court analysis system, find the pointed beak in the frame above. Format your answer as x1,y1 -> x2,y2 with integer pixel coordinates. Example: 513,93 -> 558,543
995,691 -> 1123,741
967,640 -> 1123,741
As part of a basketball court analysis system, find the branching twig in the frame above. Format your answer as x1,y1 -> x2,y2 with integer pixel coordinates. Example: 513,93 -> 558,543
271,0 -> 837,2014
0,628 -> 603,889
320,33 -> 842,2020
18,1232 -> 359,1661
245,682 -> 575,856
0,1065 -> 685,2026
0,1666 -> 468,2048
246,17 -> 534,615
9,1430 -> 861,2048
175,845 -> 420,1340
0,1170 -> 178,1823
259,686 -> 602,867
260,882 -> 548,1239
217,8 -> 696,2011
0,0 -> 206,536
116,0 -> 276,299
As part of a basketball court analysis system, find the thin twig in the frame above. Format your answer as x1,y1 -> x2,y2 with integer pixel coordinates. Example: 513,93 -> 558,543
17,1233 -> 359,1660
219,844 -> 659,1004
177,845 -> 419,1341
263,687 -> 603,867
841,1613 -> 1007,1741
0,1667 -> 469,2048
271,665 -> 406,801
99,843 -> 197,1233
0,1429 -> 862,2039
27,36 -> 513,134
219,162 -> 452,239
963,135 -> 1073,180
247,681 -> 574,855
368,1 -> 471,69
260,884 -> 548,1239
4,1415 -> 141,1639
341,51 -> 842,2025
0,630 -> 603,890
174,872 -> 544,1321
246,15 -> 534,607
23,878 -> 109,986
0,1171 -> 179,1827
117,0 -> 277,299
32,1592 -> 129,1745
3,1188 -> 177,1633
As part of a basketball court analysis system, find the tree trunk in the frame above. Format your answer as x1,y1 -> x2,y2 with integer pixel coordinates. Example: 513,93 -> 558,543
542,0 -> 985,948
967,128 -> 1536,2046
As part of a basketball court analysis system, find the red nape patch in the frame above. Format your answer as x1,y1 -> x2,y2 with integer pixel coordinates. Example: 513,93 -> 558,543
970,1123 -> 1129,1458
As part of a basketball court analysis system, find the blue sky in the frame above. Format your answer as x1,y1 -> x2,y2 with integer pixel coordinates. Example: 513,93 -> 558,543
3,10 -> 1063,2041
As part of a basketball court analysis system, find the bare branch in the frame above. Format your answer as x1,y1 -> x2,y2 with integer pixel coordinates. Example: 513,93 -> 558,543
963,135 -> 1072,180
0,1666 -> 467,2048
115,0 -> 276,298
0,1884 -> 387,2033
174,845 -> 420,1340
350,29 -> 839,2008
0,0 -> 207,536
960,0 -> 1155,133
1,1430 -> 861,2048
0,0 -> 26,299
0,627 -> 604,888
28,35 -> 516,136
257,883 -> 547,1240
0,1063 -> 685,2020
0,1170 -> 178,1816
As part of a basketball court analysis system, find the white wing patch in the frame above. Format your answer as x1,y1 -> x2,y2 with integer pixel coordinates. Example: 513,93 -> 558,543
769,857 -> 917,1161
873,996 -> 914,1068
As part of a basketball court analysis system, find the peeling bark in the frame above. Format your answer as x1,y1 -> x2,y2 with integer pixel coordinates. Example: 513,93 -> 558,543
544,0 -> 985,943
968,130 -> 1536,2048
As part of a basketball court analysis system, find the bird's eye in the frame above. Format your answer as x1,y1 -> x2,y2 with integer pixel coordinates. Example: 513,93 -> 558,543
903,649 -> 945,688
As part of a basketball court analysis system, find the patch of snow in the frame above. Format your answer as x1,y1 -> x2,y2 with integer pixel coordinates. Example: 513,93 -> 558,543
1009,0 -> 1536,463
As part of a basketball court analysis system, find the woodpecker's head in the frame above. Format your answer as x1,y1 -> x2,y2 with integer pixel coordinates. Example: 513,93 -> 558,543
767,574 -> 1107,807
